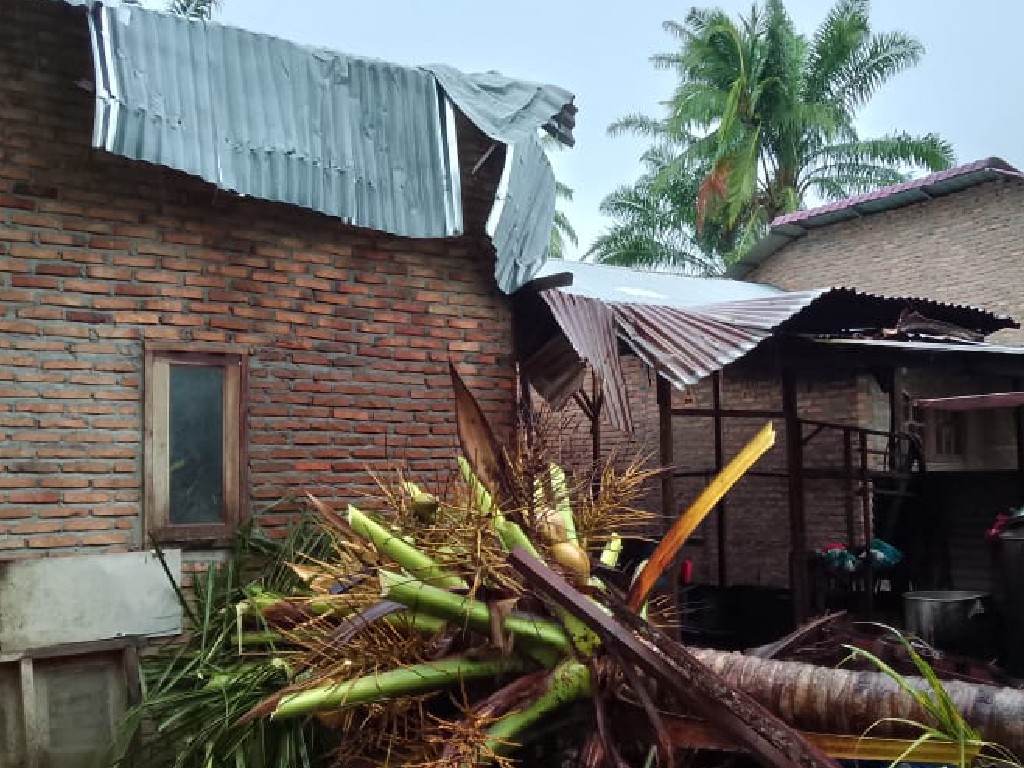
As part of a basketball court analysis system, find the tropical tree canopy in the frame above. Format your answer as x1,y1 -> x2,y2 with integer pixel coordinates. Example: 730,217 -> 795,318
591,0 -> 954,272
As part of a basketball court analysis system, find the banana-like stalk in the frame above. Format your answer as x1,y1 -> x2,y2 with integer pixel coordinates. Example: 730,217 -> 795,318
272,657 -> 526,720
482,660 -> 591,758
347,505 -> 466,590
380,570 -> 569,664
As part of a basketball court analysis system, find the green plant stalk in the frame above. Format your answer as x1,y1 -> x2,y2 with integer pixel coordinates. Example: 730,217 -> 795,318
459,456 -> 495,514
381,570 -> 570,655
599,533 -> 622,567
272,657 -> 525,720
348,505 -> 466,589
483,660 -> 591,757
383,610 -> 447,635
546,463 -> 577,544
493,516 -> 539,557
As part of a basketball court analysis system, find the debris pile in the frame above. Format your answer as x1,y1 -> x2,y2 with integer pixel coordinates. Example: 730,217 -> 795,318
109,366 -> 1024,768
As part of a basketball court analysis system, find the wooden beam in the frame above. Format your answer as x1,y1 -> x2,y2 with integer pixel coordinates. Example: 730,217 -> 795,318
712,371 -> 727,586
657,375 -> 674,532
859,430 -> 874,617
782,362 -> 809,623
627,712 -> 981,765
509,548 -> 841,768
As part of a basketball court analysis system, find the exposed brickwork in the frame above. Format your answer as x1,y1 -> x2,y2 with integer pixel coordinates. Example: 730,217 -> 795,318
749,178 -> 1024,343
0,0 -> 514,555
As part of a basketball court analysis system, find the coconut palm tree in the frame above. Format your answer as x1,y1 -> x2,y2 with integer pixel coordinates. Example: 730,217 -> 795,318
604,0 -> 954,268
587,147 -> 728,274
550,181 -> 579,260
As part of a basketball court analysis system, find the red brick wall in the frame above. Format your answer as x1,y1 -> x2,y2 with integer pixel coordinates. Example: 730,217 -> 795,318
0,0 -> 513,556
748,178 -> 1024,343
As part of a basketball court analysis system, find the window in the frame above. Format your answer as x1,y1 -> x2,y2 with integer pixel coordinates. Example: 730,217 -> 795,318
933,410 -> 965,457
145,345 -> 247,543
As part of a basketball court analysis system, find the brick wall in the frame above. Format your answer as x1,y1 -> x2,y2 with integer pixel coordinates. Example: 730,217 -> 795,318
749,178 -> 1024,343
0,0 -> 514,556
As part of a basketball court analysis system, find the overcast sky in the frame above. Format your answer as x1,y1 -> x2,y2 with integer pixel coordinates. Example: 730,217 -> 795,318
213,1 -> 1024,259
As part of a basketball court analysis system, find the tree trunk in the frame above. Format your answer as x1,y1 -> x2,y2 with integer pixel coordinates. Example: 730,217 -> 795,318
688,648 -> 1024,756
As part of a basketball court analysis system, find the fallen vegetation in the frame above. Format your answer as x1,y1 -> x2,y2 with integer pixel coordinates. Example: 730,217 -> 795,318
106,365 -> 1024,768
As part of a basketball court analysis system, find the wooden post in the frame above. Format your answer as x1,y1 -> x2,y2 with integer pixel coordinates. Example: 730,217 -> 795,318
843,428 -> 855,546
657,374 -> 675,532
20,657 -> 39,768
1015,379 -> 1024,506
782,363 -> 808,623
590,373 -> 604,495
859,430 -> 874,618
712,371 -> 728,586
657,374 -> 683,638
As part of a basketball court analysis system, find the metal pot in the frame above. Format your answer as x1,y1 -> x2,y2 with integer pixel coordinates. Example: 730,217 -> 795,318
903,590 -> 990,656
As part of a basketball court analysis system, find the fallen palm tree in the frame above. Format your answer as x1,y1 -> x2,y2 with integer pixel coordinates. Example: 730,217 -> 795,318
108,365 -> 1024,768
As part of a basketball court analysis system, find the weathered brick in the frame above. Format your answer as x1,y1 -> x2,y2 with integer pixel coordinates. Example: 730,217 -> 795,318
0,0 -> 512,558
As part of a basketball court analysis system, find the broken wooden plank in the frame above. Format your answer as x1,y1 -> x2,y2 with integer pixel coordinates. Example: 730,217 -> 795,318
615,709 -> 982,765
510,547 -> 841,768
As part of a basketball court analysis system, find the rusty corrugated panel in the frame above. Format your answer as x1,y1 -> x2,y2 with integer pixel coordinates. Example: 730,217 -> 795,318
541,291 -> 632,432
521,334 -> 587,413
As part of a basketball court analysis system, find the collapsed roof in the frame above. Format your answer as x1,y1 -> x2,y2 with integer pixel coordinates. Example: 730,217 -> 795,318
516,260 -> 1017,432
57,0 -> 577,293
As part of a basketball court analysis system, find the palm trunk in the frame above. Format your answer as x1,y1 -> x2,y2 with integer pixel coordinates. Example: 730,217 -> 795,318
687,648 -> 1024,756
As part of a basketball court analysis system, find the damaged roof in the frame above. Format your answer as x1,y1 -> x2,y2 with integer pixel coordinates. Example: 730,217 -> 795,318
730,157 -> 1024,278
521,261 -> 1017,431
60,0 -> 576,293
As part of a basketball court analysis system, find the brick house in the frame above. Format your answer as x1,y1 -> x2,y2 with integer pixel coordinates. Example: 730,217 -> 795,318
0,1 -> 574,761
732,158 -> 1024,343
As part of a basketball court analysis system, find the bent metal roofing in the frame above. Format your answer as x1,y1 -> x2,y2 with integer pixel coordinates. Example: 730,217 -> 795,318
524,260 -> 1016,431
52,0 -> 576,293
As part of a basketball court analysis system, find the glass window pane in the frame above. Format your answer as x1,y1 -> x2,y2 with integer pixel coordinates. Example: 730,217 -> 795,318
169,365 -> 224,525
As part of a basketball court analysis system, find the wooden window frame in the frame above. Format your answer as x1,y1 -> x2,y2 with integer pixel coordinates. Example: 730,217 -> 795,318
144,343 -> 248,545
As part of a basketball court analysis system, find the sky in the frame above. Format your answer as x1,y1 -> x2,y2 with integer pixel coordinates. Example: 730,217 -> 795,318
206,1 -> 1024,259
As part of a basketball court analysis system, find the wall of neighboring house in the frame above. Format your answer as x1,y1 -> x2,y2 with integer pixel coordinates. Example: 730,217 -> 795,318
747,178 -> 1024,344
0,0 -> 514,558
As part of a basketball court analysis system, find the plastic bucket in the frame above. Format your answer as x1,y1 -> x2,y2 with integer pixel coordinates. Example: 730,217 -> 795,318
903,590 -> 989,655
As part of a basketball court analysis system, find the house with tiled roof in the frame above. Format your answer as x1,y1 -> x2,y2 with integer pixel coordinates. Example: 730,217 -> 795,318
730,157 -> 1024,343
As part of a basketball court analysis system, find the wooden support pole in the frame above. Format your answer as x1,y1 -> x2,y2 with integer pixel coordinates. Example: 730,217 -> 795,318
782,362 -> 808,623
843,428 -> 855,547
712,371 -> 727,586
859,430 -> 874,618
657,374 -> 675,534
1015,380 -> 1024,506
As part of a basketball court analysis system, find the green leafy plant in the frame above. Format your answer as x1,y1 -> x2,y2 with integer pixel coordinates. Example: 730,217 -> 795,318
105,520 -> 337,768
844,624 -> 1021,768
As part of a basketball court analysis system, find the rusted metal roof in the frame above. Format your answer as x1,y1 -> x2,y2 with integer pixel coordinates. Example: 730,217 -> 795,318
524,261 -> 1017,432
541,291 -> 632,432
731,157 -> 1024,278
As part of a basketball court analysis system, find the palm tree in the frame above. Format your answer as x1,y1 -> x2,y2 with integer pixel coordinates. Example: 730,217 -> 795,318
587,147 -> 728,274
541,135 -> 579,260
604,0 -> 954,268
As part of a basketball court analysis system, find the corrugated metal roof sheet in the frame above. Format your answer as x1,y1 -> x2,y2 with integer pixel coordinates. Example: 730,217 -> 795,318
60,0 -> 574,293
541,291 -> 631,431
731,157 -> 1024,278
537,259 -> 782,307
523,261 -> 1017,431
